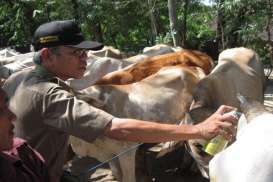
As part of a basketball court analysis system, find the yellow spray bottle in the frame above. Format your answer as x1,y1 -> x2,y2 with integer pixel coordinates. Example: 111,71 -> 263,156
203,110 -> 241,156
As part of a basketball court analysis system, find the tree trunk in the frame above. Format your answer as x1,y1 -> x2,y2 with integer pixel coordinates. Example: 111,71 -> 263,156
88,20 -> 104,43
168,0 -> 181,46
266,0 -> 273,67
216,0 -> 225,50
71,0 -> 80,21
148,0 -> 158,45
181,0 -> 189,47
228,5 -> 247,48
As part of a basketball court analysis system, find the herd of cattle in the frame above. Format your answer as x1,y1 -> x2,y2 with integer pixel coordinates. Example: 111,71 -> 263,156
0,44 -> 272,182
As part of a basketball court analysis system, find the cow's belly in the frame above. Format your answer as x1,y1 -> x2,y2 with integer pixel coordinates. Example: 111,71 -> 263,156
125,86 -> 190,123
209,114 -> 273,182
70,135 -> 137,161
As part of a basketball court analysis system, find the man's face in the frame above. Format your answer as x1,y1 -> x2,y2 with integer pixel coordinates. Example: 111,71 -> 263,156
48,46 -> 88,80
0,89 -> 16,151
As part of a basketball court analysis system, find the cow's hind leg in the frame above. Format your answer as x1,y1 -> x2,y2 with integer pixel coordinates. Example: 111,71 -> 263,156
109,159 -> 122,181
118,149 -> 137,182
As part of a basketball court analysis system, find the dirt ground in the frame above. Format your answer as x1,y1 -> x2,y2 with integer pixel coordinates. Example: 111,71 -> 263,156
62,75 -> 273,182
62,144 -> 209,182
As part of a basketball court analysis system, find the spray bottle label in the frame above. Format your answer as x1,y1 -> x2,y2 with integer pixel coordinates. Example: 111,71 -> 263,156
204,135 -> 228,155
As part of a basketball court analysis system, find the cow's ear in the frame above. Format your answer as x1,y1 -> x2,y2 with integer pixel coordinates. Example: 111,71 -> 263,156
189,107 -> 214,124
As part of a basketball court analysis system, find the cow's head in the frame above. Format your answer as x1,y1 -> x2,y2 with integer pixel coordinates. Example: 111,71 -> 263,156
184,78 -> 218,177
184,106 -> 215,178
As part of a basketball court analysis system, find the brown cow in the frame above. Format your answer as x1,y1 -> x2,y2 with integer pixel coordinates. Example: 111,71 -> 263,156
95,50 -> 214,85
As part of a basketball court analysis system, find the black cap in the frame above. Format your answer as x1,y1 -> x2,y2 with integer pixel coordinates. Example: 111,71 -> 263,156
32,20 -> 103,51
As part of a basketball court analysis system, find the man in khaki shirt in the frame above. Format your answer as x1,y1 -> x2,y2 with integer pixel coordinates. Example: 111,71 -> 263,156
3,20 -> 237,182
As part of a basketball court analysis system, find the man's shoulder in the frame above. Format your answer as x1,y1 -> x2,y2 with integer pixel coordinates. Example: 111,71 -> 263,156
4,69 -> 64,95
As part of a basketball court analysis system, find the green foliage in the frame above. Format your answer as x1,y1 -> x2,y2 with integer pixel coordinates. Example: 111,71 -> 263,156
214,0 -> 272,65
75,0 -> 153,52
181,1 -> 216,49
155,32 -> 173,45
0,0 -> 271,65
0,2 -> 33,49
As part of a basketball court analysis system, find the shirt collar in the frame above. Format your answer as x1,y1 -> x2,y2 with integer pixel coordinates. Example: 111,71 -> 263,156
33,65 -> 75,93
33,65 -> 64,85
0,151 -> 20,165
34,65 -> 55,79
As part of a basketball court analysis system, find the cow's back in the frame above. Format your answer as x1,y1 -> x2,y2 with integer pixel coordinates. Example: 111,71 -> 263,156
95,50 -> 213,85
84,65 -> 205,122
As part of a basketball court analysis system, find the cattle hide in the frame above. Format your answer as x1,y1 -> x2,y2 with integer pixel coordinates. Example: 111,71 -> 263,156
142,44 -> 182,56
209,96 -> 273,182
95,49 -> 214,85
125,44 -> 182,63
71,65 -> 206,182
88,46 -> 127,59
186,47 -> 265,177
0,52 -> 34,79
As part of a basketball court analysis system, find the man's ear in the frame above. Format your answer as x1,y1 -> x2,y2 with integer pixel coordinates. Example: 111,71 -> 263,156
40,48 -> 54,67
40,48 -> 50,60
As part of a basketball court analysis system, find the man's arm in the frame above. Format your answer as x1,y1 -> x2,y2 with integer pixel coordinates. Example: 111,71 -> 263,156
104,105 -> 237,143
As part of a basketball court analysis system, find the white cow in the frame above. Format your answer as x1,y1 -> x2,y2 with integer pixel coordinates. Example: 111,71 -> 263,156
0,48 -> 131,90
0,48 -> 20,60
209,96 -> 273,182
88,46 -> 127,59
70,65 -> 207,182
126,44 -> 183,63
0,52 -> 34,79
186,47 -> 265,177
143,44 -> 183,56
1,45 -> 185,89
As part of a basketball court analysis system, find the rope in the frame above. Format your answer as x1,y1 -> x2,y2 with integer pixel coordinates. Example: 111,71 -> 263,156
65,143 -> 143,179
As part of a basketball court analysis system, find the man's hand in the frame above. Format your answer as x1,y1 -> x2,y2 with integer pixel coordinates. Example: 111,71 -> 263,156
195,105 -> 239,140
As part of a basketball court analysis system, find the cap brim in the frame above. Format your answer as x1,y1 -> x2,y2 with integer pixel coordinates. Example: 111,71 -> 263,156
69,41 -> 104,50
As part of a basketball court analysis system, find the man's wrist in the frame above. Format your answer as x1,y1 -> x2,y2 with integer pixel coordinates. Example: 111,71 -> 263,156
191,124 -> 204,139
178,124 -> 203,140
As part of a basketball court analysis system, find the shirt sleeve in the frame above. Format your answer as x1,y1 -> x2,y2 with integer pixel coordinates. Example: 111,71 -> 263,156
41,85 -> 113,142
